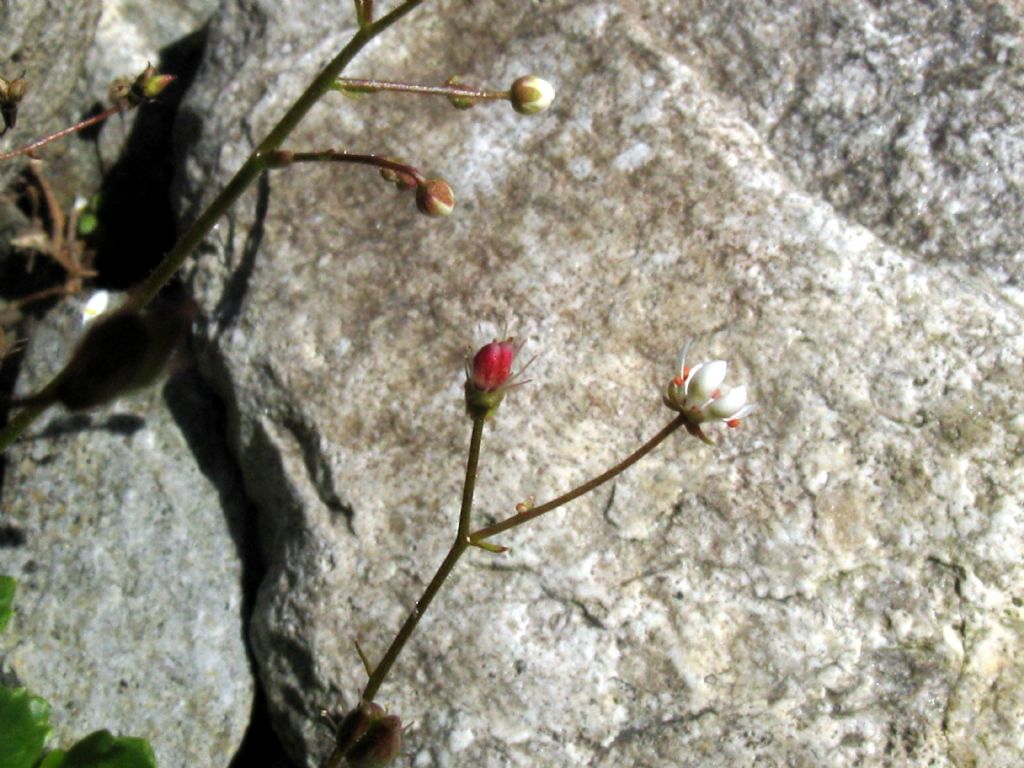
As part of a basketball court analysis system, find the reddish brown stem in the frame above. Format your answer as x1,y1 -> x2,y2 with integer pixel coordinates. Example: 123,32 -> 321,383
267,149 -> 426,184
0,104 -> 124,162
470,414 -> 689,542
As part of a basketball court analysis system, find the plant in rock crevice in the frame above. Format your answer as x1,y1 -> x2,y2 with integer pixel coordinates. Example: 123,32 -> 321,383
0,2 -> 758,767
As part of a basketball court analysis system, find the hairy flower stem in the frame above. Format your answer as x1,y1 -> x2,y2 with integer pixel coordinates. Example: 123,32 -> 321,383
267,150 -> 426,184
335,77 -> 509,102
0,104 -> 124,163
361,416 -> 485,702
470,413 -> 689,542
0,0 -> 429,452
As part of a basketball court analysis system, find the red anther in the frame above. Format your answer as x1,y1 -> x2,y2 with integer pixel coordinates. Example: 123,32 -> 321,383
726,418 -> 741,428
711,388 -> 721,399
672,375 -> 685,386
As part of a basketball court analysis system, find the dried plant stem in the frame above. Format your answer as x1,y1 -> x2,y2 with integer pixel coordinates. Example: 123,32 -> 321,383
0,0 -> 429,453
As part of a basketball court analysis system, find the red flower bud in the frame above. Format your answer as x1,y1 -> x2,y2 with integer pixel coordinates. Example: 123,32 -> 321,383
415,178 -> 455,217
470,338 -> 516,392
464,338 -> 518,421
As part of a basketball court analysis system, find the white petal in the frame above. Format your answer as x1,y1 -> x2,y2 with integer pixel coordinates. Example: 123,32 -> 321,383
82,290 -> 110,324
687,360 -> 727,402
676,341 -> 693,378
707,385 -> 747,419
729,403 -> 757,421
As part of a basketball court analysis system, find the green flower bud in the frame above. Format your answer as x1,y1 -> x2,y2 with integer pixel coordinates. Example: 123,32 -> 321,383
109,64 -> 176,109
509,75 -> 555,115
0,74 -> 26,133
445,76 -> 476,110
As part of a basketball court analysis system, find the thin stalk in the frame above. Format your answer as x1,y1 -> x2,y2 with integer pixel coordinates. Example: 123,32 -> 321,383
361,416 -> 485,702
470,413 -> 688,542
335,77 -> 509,102
134,0 -> 427,309
0,0 -> 429,451
273,150 -> 426,184
0,401 -> 49,452
0,105 -> 123,162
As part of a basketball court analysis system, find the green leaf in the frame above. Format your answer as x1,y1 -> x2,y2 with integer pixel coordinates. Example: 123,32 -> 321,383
37,730 -> 156,768
77,212 -> 100,237
0,575 -> 15,632
0,685 -> 52,768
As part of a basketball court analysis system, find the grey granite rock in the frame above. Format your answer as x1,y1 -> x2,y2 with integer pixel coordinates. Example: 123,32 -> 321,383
0,0 -> 102,192
1,0 -> 218,307
0,295 -> 255,767
169,0 -> 1022,766
662,1 -> 1024,304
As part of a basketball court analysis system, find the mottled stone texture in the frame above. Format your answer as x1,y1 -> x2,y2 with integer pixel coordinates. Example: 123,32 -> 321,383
0,0 -> 102,191
0,296 -> 254,768
1,2 -> 243,768
4,1 -> 1023,767
664,1 -> 1024,299
175,1 -> 1023,767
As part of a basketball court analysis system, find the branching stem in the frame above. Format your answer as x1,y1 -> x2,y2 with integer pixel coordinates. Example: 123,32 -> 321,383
470,413 -> 688,542
0,0 -> 430,452
361,416 -> 485,702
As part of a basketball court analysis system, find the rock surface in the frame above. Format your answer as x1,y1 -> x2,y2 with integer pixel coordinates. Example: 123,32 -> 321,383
176,1 -> 1024,766
5,1 -> 1019,767
0,295 -> 254,767
0,0 -> 217,283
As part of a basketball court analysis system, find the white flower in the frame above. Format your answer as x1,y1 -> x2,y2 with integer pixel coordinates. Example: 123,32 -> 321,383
82,290 -> 110,325
664,342 -> 755,441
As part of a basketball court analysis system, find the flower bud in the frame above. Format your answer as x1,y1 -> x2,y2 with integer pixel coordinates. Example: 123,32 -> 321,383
465,338 -> 517,420
469,339 -> 515,392
445,76 -> 476,110
509,75 -> 555,115
334,701 -> 384,756
110,64 -> 176,109
0,75 -> 27,133
379,158 -> 418,190
330,701 -> 401,768
140,73 -> 176,100
344,714 -> 401,768
415,178 -> 455,217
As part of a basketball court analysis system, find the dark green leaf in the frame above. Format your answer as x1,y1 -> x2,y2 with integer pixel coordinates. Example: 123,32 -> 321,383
37,730 -> 156,768
0,685 -> 51,768
0,575 -> 15,632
